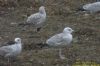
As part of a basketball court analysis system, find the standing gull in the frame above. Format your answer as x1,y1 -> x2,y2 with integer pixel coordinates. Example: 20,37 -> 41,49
46,27 -> 74,59
78,2 -> 100,13
26,6 -> 46,32
0,38 -> 22,62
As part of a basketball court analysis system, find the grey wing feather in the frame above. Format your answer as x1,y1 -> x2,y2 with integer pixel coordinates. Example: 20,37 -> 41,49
27,13 -> 42,24
0,46 -> 12,56
47,33 -> 64,44
53,34 -> 64,43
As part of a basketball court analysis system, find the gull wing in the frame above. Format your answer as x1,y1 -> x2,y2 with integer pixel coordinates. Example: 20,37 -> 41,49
0,46 -> 13,56
47,33 -> 64,46
27,13 -> 42,24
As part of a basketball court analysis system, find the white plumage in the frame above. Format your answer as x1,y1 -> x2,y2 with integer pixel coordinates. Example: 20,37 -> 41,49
82,2 -> 100,13
0,38 -> 22,58
46,27 -> 73,47
26,6 -> 46,31
46,27 -> 74,59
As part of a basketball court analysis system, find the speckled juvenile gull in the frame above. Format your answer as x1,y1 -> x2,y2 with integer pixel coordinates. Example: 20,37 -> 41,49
26,6 -> 46,32
0,38 -> 22,61
79,2 -> 100,13
46,27 -> 74,59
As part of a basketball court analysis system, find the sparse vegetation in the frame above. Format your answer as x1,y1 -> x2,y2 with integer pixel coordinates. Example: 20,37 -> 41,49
0,0 -> 100,66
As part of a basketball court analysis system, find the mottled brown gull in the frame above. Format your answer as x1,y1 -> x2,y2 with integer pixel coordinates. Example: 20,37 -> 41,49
26,6 -> 46,32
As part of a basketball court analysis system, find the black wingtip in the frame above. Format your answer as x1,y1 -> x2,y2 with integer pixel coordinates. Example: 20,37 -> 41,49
79,8 -> 86,11
7,41 -> 16,45
18,22 -> 31,27
36,43 -> 49,48
18,23 -> 26,27
76,7 -> 86,11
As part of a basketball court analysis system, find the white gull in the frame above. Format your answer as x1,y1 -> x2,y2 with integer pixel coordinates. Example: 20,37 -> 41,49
46,27 -> 74,59
0,38 -> 22,62
79,2 -> 100,13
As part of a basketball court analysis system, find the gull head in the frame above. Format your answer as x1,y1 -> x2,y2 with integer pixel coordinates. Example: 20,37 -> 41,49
39,6 -> 45,14
15,38 -> 21,44
63,27 -> 74,34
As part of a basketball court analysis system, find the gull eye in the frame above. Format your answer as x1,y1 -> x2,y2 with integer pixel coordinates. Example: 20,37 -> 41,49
68,29 -> 71,31
17,39 -> 20,42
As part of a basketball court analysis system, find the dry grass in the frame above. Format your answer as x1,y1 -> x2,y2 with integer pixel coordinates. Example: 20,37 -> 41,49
0,0 -> 100,66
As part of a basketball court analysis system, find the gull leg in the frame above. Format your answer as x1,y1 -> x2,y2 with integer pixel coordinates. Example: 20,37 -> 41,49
7,58 -> 12,66
59,48 -> 66,60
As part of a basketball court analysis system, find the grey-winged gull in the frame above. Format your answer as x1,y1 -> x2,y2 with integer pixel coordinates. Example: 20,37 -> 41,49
46,27 -> 74,59
0,38 -> 22,62
26,6 -> 46,32
78,2 -> 100,13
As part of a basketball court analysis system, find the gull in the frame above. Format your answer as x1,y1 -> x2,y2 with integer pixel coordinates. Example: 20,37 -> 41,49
78,2 -> 100,13
0,38 -> 22,63
26,6 -> 46,32
46,27 -> 74,59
